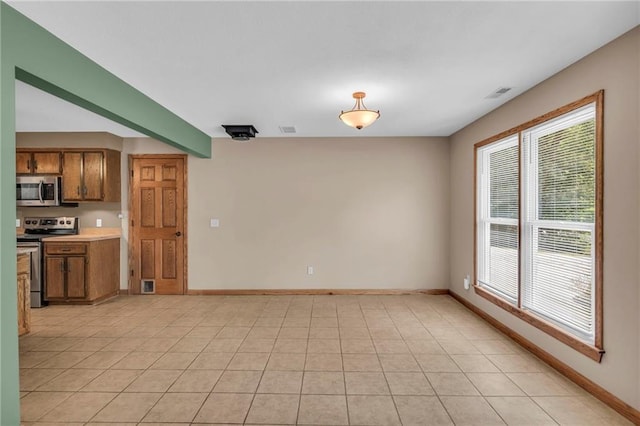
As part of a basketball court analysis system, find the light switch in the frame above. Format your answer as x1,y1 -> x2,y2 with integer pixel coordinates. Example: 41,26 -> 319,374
16,219 -> 20,228
96,218 -> 103,228
210,218 -> 220,228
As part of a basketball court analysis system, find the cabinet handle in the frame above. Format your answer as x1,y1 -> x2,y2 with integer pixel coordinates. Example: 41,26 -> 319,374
27,160 -> 31,171
60,248 -> 71,252
33,160 -> 38,171
77,186 -> 80,196
83,186 -> 88,196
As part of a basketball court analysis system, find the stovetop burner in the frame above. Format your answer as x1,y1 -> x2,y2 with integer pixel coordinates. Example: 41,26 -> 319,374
23,216 -> 79,236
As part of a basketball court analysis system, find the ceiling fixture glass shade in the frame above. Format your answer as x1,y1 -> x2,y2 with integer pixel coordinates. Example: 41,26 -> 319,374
339,91 -> 380,130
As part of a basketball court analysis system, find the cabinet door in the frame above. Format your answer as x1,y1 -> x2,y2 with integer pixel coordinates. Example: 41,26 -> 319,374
45,257 -> 65,300
66,256 -> 86,298
32,152 -> 61,174
62,152 -> 83,201
16,152 -> 32,174
83,152 -> 104,200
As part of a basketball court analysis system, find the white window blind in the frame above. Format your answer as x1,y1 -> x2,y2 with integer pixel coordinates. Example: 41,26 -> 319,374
475,101 -> 599,346
477,136 -> 519,302
522,105 -> 596,341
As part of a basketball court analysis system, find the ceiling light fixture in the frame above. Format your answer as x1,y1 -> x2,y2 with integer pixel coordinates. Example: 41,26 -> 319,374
339,92 -> 380,130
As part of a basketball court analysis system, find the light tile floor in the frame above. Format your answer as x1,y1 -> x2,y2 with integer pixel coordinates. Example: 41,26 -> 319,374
18,294 -> 631,425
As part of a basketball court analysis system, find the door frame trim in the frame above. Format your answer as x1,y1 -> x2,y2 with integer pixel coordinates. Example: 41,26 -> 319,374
128,154 -> 188,295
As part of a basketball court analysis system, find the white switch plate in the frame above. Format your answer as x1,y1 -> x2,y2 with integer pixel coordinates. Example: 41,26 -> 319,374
16,219 -> 20,228
307,266 -> 314,275
463,275 -> 470,290
210,218 -> 220,228
96,218 -> 103,228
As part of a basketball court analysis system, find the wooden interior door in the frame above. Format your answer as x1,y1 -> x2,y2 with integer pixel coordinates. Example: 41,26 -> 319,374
130,155 -> 187,295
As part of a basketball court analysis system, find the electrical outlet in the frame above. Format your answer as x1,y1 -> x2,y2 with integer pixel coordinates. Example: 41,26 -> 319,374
96,218 -> 102,228
16,218 -> 20,228
307,266 -> 314,275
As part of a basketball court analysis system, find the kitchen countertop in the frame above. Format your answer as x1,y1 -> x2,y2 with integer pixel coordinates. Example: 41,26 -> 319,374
45,229 -> 121,242
18,227 -> 121,242
44,233 -> 121,242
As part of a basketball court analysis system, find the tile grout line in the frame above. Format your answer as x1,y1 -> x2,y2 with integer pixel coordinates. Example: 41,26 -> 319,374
169,308 -> 225,424
367,298 -> 404,425
402,297 -> 456,425
243,297 -> 293,425
18,294 -> 628,425
88,309 -> 197,423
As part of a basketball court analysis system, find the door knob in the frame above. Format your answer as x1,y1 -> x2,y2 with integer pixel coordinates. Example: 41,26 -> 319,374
175,231 -> 182,237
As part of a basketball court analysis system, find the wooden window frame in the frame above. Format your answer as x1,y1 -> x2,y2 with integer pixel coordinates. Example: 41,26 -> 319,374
473,91 -> 604,362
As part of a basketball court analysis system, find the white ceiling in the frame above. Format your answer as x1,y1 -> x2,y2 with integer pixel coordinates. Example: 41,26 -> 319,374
10,1 -> 640,139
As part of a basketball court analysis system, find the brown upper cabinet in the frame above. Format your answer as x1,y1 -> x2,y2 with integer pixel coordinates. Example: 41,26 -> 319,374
62,149 -> 121,202
16,147 -> 121,202
16,151 -> 62,175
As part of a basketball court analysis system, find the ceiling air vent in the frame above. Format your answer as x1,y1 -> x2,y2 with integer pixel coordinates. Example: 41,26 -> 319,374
222,124 -> 258,141
279,126 -> 297,134
486,87 -> 513,99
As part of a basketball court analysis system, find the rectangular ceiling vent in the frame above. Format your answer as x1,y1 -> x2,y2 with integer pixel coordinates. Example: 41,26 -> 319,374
486,87 -> 513,99
279,126 -> 297,134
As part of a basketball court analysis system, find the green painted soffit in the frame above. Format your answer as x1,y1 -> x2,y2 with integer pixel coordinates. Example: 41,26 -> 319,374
0,3 -> 21,424
0,2 -> 211,423
3,2 -> 212,157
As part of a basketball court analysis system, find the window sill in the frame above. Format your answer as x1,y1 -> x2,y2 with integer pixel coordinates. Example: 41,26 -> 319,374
474,285 -> 605,362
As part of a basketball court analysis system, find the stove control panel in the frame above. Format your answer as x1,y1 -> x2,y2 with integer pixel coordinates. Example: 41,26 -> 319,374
23,217 -> 79,232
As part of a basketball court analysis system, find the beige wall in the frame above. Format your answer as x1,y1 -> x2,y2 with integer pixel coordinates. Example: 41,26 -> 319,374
123,136 -> 451,290
637,26 -> 640,416
449,27 -> 640,409
17,134 -> 451,293
16,131 -> 123,150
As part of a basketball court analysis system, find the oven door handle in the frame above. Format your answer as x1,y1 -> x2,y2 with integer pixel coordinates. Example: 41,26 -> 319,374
38,181 -> 44,204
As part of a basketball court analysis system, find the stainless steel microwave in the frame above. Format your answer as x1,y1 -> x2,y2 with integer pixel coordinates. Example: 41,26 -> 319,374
16,176 -> 62,207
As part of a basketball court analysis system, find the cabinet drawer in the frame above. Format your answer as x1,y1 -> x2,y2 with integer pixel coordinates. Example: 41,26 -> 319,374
45,244 -> 87,255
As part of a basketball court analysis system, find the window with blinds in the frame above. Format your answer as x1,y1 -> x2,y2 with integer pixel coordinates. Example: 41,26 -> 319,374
474,93 -> 603,358
477,136 -> 519,302
522,105 -> 596,341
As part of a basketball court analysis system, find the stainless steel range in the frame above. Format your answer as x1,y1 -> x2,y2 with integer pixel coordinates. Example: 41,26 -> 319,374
17,217 -> 79,307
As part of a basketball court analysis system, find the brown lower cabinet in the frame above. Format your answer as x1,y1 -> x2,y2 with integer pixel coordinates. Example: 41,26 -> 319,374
44,238 -> 120,304
17,253 -> 31,336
